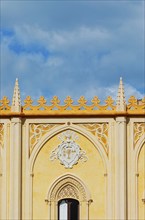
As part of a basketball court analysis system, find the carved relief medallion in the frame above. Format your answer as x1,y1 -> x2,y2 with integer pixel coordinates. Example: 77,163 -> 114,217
50,130 -> 87,168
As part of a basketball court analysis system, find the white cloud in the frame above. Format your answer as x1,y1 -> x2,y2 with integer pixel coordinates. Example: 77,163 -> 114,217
84,83 -> 144,103
0,1 -> 144,102
125,84 -> 144,100
11,25 -> 111,52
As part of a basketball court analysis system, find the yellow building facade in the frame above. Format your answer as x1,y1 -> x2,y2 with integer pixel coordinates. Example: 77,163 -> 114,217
0,78 -> 145,220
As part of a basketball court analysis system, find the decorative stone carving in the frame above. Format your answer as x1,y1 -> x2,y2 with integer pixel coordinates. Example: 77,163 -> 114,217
23,95 -> 116,113
116,77 -> 126,111
1,93 -> 145,116
134,123 -> 145,147
50,176 -> 87,201
50,130 -> 87,168
57,184 -> 79,200
0,124 -> 4,149
29,124 -> 59,154
127,96 -> 145,112
11,78 -> 21,112
1,78 -> 145,116
0,96 -> 11,111
77,123 -> 109,155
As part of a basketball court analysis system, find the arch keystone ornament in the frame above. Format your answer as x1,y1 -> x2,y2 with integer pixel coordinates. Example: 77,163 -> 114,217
50,130 -> 88,168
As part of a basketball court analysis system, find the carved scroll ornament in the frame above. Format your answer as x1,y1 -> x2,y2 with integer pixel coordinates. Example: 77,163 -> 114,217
134,123 -> 145,147
29,123 -> 59,154
77,123 -> 109,155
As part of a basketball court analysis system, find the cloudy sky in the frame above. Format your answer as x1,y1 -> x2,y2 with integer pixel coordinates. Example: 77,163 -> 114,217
0,0 -> 144,104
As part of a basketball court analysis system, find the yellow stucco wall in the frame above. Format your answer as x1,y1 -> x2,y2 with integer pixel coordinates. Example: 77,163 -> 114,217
32,129 -> 106,220
138,143 -> 145,220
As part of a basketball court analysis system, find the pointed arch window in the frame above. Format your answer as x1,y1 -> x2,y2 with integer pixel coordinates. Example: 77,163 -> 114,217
45,174 -> 92,220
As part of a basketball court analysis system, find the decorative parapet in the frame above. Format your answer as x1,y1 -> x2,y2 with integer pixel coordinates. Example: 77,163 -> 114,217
0,95 -> 144,116
127,96 -> 145,114
22,95 -> 116,115
0,96 -> 11,114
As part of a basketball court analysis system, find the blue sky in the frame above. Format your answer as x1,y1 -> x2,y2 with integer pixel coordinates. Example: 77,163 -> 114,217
0,0 -> 144,104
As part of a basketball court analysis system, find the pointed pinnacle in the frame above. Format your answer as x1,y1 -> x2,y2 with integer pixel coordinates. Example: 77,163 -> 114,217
116,77 -> 126,111
11,78 -> 21,112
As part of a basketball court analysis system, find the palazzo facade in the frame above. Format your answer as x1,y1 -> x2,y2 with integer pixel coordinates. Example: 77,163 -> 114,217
0,78 -> 145,220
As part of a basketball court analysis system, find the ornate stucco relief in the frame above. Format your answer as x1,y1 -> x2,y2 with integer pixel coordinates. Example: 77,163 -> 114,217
57,184 -> 79,200
29,123 -> 61,154
50,130 -> 87,168
0,123 -> 4,149
134,123 -> 145,147
50,177 -> 87,201
76,123 -> 109,155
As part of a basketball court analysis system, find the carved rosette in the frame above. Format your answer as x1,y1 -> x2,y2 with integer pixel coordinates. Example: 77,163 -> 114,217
77,123 -> 109,155
50,130 -> 88,168
134,123 -> 145,147
29,124 -> 59,155
0,124 -> 4,149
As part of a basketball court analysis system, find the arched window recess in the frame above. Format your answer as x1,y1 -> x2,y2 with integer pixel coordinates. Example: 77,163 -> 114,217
45,174 -> 92,220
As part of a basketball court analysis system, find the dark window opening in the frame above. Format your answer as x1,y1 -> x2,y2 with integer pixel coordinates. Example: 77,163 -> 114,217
58,198 -> 79,220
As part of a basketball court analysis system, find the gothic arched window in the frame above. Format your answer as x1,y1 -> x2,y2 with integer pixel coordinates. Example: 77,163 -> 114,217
45,174 -> 92,220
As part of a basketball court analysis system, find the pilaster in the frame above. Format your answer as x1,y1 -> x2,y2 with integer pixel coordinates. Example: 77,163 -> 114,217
115,116 -> 127,220
10,117 -> 22,220
0,121 -> 9,220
